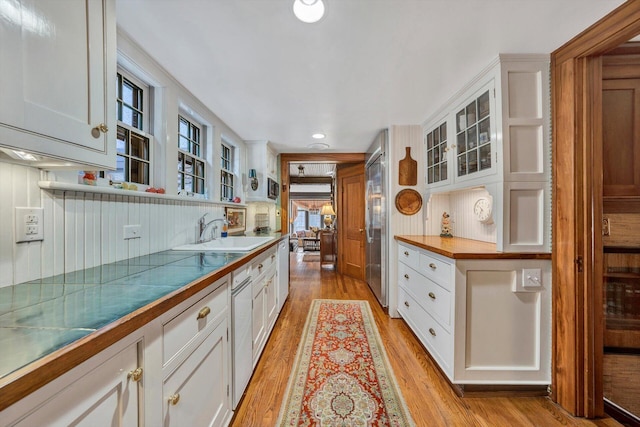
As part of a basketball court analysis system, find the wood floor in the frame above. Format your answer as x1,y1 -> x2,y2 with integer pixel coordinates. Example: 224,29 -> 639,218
230,251 -> 622,426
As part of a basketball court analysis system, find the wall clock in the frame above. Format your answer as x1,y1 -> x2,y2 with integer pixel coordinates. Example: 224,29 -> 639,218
473,196 -> 493,224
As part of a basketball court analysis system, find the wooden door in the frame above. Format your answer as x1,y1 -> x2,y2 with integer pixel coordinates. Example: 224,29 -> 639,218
338,164 -> 365,280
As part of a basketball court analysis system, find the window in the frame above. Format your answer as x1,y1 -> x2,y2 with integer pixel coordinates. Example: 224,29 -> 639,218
220,141 -> 234,201
177,115 -> 205,194
110,70 -> 151,184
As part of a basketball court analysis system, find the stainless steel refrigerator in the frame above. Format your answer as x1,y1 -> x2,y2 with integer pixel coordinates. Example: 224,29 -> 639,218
365,129 -> 387,308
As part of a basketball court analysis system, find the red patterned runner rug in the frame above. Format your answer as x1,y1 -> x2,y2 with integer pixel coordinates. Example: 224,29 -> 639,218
277,299 -> 415,426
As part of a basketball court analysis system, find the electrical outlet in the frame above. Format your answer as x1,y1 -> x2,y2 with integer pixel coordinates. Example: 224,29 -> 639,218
15,207 -> 44,243
124,224 -> 142,240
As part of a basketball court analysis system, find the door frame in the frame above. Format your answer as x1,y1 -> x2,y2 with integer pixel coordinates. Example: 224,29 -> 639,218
279,152 -> 365,235
551,1 -> 640,417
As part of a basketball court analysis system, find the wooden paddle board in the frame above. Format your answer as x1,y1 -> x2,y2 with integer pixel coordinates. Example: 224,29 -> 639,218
399,147 -> 417,186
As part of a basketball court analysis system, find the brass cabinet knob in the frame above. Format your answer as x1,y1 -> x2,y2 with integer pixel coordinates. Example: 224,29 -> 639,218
258,263 -> 263,270
404,301 -> 410,307
91,123 -> 108,138
127,367 -> 143,382
429,263 -> 437,270
428,292 -> 436,300
429,328 -> 436,337
404,274 -> 409,279
196,306 -> 211,320
404,251 -> 409,256
168,393 -> 180,405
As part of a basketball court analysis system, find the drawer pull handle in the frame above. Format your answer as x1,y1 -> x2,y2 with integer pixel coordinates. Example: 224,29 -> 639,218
429,263 -> 437,270
168,393 -> 180,406
428,292 -> 436,300
404,301 -> 410,307
404,251 -> 409,256
196,306 -> 211,320
404,274 -> 409,279
258,263 -> 263,270
429,328 -> 436,337
127,367 -> 143,382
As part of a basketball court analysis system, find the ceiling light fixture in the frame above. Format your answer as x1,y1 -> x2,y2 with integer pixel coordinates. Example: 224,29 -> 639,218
307,142 -> 330,150
298,165 -> 305,176
312,133 -> 326,139
293,0 -> 325,24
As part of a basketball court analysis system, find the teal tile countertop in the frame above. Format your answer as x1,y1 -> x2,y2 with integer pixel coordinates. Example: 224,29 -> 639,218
0,250 -> 245,380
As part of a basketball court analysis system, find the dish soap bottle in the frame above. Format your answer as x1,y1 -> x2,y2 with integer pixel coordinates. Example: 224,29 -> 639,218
221,215 -> 228,238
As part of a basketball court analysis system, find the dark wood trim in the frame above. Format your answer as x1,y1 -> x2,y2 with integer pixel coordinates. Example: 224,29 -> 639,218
279,153 -> 365,235
289,176 -> 333,185
551,0 -> 640,418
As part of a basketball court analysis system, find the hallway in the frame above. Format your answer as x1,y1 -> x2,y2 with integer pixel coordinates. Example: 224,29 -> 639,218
230,251 -> 622,426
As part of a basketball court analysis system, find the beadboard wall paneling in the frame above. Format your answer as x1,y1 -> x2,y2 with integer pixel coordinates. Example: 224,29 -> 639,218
0,162 -> 227,288
426,188 -> 497,243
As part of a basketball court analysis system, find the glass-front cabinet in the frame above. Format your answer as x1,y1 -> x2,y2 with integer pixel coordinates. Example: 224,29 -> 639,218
424,81 -> 495,188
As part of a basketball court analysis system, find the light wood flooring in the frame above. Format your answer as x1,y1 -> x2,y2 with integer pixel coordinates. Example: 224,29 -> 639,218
230,251 -> 622,426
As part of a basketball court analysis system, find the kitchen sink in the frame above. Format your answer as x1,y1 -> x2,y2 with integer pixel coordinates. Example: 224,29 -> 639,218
172,236 -> 275,252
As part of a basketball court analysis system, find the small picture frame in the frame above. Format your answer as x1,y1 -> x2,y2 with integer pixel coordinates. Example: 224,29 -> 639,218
225,207 -> 246,235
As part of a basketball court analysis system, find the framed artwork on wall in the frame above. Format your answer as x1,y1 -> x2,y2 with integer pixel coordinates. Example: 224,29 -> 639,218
226,207 -> 246,235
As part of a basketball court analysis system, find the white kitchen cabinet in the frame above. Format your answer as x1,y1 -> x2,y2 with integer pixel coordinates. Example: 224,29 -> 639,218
423,55 -> 551,253
0,0 -> 117,169
162,318 -> 230,427
250,247 -> 277,364
3,335 -> 143,427
276,238 -> 290,313
245,140 -> 277,202
397,242 -> 551,386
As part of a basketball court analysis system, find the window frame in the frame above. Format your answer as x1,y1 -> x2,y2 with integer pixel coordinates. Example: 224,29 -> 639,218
177,113 -> 206,195
220,139 -> 235,201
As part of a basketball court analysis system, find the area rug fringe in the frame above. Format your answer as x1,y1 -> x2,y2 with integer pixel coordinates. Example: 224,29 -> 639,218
276,299 -> 415,426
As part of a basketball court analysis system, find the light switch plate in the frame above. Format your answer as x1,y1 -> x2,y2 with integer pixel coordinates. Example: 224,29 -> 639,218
15,207 -> 44,243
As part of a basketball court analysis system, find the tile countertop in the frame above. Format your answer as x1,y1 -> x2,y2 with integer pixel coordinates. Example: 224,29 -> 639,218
394,235 -> 552,259
0,234 -> 286,411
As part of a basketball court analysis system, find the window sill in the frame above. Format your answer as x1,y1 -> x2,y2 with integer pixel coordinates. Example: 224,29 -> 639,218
38,181 -> 247,207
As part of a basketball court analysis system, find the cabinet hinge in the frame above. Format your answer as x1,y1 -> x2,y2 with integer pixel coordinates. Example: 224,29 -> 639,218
576,256 -> 584,273
227,327 -> 229,342
227,384 -> 230,396
494,152 -> 498,164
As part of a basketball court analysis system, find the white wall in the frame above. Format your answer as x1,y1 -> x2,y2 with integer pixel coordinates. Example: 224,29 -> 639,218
0,161 -> 229,288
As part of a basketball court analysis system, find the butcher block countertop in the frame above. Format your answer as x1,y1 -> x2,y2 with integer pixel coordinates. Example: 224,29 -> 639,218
0,234 -> 286,412
394,235 -> 552,260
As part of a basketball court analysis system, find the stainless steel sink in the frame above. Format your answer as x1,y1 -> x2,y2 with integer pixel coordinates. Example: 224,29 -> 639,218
172,236 -> 275,252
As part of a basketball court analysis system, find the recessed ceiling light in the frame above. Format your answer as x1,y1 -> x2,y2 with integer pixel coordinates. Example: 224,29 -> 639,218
307,142 -> 330,150
312,133 -> 326,139
293,0 -> 325,24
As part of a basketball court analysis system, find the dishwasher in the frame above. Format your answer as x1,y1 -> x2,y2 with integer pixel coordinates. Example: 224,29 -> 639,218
231,270 -> 253,409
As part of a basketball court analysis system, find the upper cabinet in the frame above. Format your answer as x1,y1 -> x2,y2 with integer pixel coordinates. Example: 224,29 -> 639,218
246,140 -> 278,202
0,0 -> 117,169
425,55 -> 550,191
424,55 -> 552,252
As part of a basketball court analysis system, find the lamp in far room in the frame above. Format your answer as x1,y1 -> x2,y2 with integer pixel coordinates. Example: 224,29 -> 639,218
320,204 -> 336,229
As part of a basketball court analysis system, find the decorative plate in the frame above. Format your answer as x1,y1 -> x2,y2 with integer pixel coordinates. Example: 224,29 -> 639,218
395,189 -> 422,215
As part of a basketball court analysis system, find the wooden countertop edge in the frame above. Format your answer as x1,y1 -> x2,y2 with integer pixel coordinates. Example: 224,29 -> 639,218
394,235 -> 552,260
0,236 -> 287,412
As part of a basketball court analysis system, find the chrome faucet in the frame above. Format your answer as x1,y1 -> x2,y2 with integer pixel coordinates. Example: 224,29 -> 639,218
199,218 -> 226,243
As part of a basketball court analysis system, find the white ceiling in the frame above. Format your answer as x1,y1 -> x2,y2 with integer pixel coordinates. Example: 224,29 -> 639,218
116,0 -> 627,154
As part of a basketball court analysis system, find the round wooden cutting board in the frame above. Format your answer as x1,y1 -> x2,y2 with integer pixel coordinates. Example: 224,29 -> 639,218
395,189 -> 422,215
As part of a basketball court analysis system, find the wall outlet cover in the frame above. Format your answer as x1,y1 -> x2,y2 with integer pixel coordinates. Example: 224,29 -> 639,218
15,207 -> 44,243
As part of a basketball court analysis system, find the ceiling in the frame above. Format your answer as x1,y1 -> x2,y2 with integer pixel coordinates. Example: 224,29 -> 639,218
116,0 -> 626,154
289,163 -> 335,178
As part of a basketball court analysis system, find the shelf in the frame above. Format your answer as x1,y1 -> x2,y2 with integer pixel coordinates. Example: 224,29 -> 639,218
38,181 -> 247,207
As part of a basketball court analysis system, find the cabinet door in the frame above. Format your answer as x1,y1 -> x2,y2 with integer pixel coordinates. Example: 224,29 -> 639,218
425,120 -> 451,187
163,319 -> 231,427
453,82 -> 496,183
265,270 -> 278,331
0,0 -> 116,168
252,280 -> 266,362
12,341 -> 141,427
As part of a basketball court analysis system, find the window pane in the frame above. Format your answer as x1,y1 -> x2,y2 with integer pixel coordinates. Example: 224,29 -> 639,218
179,117 -> 189,136
130,159 -> 149,185
130,133 -> 149,160
185,157 -> 193,174
195,178 -> 204,194
116,127 -> 128,154
112,155 -> 126,182
184,175 -> 193,192
179,135 -> 190,152
177,172 -> 183,190
177,152 -> 184,171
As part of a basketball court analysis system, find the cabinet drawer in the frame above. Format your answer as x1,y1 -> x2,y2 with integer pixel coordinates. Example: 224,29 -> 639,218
398,244 -> 419,270
163,283 -> 228,365
398,286 -> 452,375
419,252 -> 452,290
252,249 -> 276,281
398,263 -> 451,329
232,262 -> 252,288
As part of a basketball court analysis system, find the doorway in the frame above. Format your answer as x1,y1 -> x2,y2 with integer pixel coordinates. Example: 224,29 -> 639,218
551,1 -> 640,421
279,153 -> 365,279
